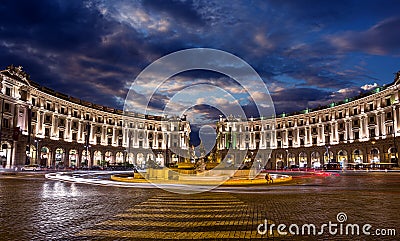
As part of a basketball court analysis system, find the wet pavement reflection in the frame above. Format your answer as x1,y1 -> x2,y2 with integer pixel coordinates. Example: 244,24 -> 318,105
0,172 -> 399,240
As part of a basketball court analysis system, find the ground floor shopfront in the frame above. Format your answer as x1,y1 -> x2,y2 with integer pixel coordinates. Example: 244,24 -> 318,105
271,139 -> 399,169
0,137 -> 182,169
216,138 -> 400,170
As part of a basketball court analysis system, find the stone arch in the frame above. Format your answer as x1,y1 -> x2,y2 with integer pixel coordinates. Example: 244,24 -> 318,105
54,147 -> 66,167
323,150 -> 334,164
299,152 -> 307,168
137,153 -> 145,168
275,153 -> 284,169
69,149 -> 78,167
40,146 -> 51,167
368,148 -> 380,163
0,141 -> 12,168
287,152 -> 295,167
116,151 -> 124,164
82,150 -> 91,166
337,150 -> 348,168
352,149 -> 363,163
155,153 -> 165,167
105,151 -> 113,164
93,150 -> 102,166
311,151 -> 321,168
127,152 -> 135,164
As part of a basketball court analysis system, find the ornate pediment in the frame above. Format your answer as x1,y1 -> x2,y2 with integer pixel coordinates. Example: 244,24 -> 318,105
395,70 -> 400,85
5,65 -> 31,85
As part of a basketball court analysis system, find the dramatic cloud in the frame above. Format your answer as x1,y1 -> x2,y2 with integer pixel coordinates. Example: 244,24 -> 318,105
1,0 -> 400,137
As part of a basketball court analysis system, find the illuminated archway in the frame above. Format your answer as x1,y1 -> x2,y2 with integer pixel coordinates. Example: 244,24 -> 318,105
311,152 -> 321,168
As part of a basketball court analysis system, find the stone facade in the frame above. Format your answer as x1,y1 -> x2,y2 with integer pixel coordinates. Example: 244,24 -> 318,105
0,65 -> 190,169
216,72 -> 400,169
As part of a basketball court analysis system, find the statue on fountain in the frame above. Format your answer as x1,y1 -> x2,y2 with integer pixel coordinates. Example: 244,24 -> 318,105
195,142 -> 206,173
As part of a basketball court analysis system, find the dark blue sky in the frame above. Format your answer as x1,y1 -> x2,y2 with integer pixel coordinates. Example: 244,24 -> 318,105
1,0 -> 400,117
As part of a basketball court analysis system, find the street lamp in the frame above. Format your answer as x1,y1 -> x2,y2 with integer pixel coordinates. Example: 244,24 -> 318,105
391,105 -> 398,166
34,139 -> 41,165
324,145 -> 330,169
285,149 -> 289,169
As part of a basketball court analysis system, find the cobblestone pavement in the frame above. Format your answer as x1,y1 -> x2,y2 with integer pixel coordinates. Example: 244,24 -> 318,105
1,172 -> 399,240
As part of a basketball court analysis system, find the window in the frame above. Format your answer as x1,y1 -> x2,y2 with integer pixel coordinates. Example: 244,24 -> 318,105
108,137 -> 112,145
32,98 -> 36,106
45,128 -> 50,137
72,133 -> 77,141
387,126 -> 393,135
369,116 -> 375,124
339,133 -> 345,141
325,125 -> 330,132
59,119 -> 65,126
312,117 -> 316,124
139,141 -> 143,147
46,102 -> 51,110
2,119 -> 9,128
59,131 -> 64,139
353,119 -> 359,126
325,115 -> 329,121
96,136 -> 101,144
354,131 -> 359,140
339,123 -> 344,129
86,114 -> 90,120
300,139 -> 304,146
312,137 -> 317,145
369,103 -> 374,111
73,110 -> 78,118
5,87 -> 11,96
288,131 -> 292,137
4,102 -> 10,112
369,128 -> 375,138
386,112 -> 392,120
353,108 -> 358,115
312,127 -> 317,134
386,98 -> 391,106
288,140 -> 292,147
60,107 -> 65,114
338,112 -> 343,118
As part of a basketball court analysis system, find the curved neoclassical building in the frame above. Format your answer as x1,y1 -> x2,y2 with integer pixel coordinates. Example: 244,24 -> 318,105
216,73 -> 400,169
2,64 -> 399,170
0,65 -> 190,169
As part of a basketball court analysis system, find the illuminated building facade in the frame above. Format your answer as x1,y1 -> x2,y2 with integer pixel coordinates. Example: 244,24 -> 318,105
217,73 -> 400,169
0,65 -> 190,169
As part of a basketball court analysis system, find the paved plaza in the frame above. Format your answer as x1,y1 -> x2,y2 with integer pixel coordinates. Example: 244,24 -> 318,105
0,172 -> 399,240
